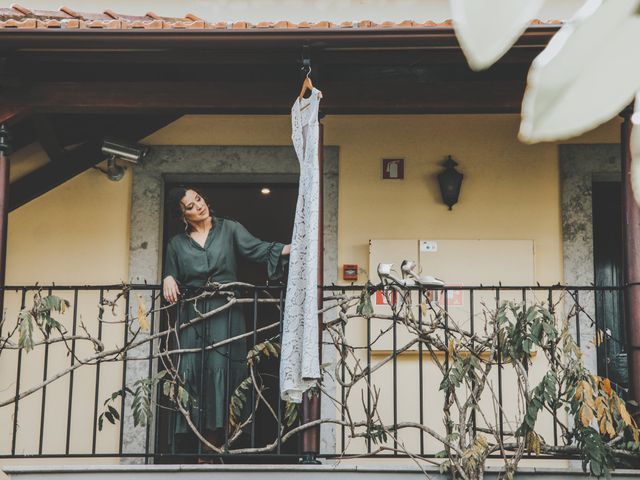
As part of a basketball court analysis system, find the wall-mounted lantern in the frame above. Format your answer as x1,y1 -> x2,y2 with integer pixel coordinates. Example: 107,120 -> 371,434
437,155 -> 463,210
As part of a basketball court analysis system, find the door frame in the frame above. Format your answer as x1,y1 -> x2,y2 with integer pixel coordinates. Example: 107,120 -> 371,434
124,145 -> 339,461
559,144 -> 621,377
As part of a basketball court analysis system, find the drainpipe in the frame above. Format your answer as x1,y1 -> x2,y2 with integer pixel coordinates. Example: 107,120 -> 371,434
301,121 -> 323,464
0,125 -> 10,322
621,112 -> 640,408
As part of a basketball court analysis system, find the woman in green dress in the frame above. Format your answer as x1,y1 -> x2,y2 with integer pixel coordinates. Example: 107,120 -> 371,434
163,187 -> 290,452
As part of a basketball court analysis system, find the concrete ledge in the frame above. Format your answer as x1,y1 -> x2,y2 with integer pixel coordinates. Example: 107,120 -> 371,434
4,464 -> 640,479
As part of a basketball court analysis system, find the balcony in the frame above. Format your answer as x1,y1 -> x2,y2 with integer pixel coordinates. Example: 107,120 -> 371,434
0,283 -> 636,478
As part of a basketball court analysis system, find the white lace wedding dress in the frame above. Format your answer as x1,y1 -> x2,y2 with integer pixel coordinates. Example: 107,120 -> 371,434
280,87 -> 323,402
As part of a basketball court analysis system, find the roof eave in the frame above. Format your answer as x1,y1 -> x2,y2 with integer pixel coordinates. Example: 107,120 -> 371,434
0,25 -> 560,51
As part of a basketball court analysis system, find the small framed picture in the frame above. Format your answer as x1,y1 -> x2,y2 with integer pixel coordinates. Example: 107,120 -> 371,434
382,158 -> 404,180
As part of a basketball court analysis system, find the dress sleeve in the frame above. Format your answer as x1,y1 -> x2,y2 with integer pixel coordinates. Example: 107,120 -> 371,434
232,221 -> 288,280
164,238 -> 180,281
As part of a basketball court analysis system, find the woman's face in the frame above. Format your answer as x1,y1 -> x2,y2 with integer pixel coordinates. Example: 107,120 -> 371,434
180,189 -> 210,225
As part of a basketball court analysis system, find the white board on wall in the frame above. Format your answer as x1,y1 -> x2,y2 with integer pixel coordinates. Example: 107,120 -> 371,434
368,239 -> 535,352
418,239 -> 535,286
369,239 -> 535,286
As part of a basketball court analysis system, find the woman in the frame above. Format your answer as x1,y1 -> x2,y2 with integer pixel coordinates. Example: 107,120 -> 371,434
163,186 -> 290,452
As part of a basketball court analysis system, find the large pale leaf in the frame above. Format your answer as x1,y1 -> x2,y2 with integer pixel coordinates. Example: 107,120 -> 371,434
451,0 -> 545,71
630,92 -> 640,206
520,0 -> 640,143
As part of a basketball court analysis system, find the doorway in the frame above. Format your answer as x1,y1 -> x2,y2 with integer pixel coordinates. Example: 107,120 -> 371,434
592,180 -> 628,390
156,181 -> 299,461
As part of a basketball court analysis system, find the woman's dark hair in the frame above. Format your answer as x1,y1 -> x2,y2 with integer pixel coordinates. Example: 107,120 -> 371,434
167,186 -> 213,225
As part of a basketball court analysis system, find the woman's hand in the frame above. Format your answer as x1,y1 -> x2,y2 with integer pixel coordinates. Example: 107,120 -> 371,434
282,244 -> 291,256
163,275 -> 180,304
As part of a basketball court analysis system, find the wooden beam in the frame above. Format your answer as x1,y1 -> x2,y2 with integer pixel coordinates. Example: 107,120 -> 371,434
9,114 -> 178,211
0,80 -> 526,114
33,115 -> 65,162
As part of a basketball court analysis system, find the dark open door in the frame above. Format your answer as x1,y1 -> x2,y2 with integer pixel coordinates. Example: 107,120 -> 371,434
156,181 -> 298,462
592,180 -> 628,390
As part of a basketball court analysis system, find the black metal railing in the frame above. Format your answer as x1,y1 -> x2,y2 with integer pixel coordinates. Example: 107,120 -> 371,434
0,283 -> 627,462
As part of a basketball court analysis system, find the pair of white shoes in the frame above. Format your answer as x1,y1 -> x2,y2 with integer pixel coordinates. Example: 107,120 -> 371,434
377,260 -> 445,288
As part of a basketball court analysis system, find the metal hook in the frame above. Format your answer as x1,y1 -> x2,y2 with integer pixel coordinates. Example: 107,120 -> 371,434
301,46 -> 312,77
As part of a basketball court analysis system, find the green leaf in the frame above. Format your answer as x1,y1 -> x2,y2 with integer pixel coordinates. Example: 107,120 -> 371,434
356,283 -> 375,317
104,411 -> 115,424
108,405 -> 120,420
18,311 -> 35,352
284,401 -> 298,427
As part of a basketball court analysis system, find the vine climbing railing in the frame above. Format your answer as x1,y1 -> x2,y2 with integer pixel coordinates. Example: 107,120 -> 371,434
0,282 -> 637,478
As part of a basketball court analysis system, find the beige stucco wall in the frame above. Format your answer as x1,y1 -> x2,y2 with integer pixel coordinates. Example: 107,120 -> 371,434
8,113 -> 619,285
1,114 -> 621,470
6,159 -> 132,285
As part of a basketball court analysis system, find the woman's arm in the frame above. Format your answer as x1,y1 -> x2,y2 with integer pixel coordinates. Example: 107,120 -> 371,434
232,221 -> 289,279
163,240 -> 181,303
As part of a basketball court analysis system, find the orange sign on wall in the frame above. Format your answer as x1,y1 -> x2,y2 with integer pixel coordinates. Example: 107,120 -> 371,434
376,288 -> 398,306
435,283 -> 464,307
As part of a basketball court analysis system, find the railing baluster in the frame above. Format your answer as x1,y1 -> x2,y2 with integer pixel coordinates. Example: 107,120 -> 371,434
277,289 -> 284,455
38,288 -> 53,455
171,301 -> 179,456
92,289 -> 104,454
418,287 -> 424,455
145,288 -> 156,464
574,290 -> 581,348
603,288 -> 611,380
11,288 -> 26,455
65,289 -> 79,454
118,289 -> 130,456
251,288 -> 258,449
496,288 -> 503,444
198,295 -> 206,456
469,289 -> 476,437
224,305 -> 231,453
392,291 -> 398,454
345,287 -> 350,454
547,289 -> 558,447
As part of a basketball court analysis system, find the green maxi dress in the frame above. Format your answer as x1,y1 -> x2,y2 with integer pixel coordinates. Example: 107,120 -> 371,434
164,217 -> 286,436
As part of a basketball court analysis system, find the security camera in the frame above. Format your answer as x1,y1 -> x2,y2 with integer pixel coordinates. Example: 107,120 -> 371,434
99,137 -> 150,181
96,138 -> 149,182
101,137 -> 149,164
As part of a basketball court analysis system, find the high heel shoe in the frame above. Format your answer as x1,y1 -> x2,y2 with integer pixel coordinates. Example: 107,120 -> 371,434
401,260 -> 445,287
377,263 -> 415,287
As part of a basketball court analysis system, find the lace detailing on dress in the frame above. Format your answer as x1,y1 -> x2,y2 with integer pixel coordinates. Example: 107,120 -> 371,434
280,87 -> 323,403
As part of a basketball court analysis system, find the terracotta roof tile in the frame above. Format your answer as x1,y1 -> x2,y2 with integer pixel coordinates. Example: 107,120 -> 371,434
0,5 -> 564,30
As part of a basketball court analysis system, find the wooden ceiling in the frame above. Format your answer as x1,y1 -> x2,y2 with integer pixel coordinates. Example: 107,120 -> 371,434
0,26 -> 558,209
0,27 -> 558,116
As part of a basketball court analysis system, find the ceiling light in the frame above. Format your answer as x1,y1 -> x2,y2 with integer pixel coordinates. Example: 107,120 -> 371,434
261,187 -> 271,195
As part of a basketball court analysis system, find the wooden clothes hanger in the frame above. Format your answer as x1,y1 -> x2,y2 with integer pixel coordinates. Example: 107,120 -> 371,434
299,66 -> 314,99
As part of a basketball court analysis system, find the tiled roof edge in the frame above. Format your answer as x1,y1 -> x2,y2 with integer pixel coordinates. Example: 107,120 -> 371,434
0,6 -> 564,30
